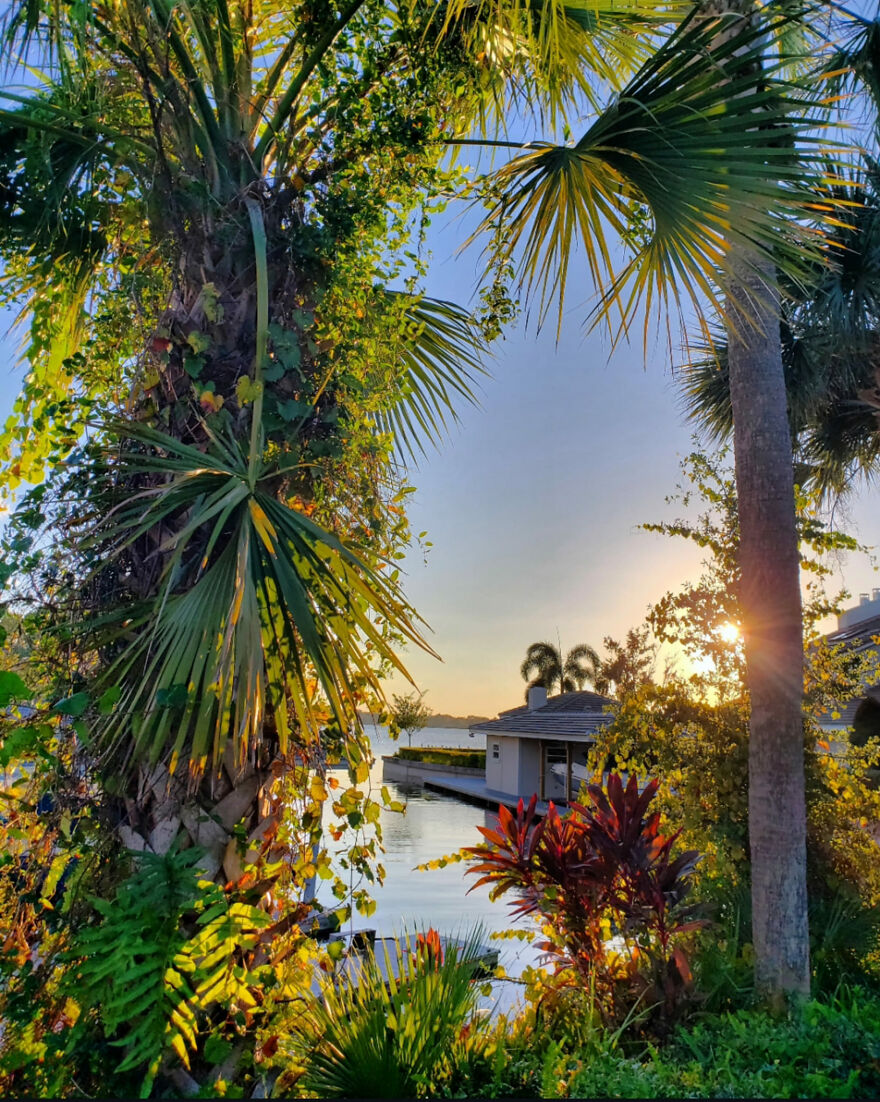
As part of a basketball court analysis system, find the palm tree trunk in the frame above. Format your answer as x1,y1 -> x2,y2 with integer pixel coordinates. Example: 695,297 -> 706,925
116,756 -> 281,884
726,247 -> 810,999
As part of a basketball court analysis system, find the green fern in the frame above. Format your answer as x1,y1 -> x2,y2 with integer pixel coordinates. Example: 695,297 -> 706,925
68,847 -> 269,1097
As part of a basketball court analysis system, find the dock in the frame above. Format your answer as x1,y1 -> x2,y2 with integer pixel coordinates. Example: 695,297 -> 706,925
420,772 -> 554,817
309,930 -> 500,997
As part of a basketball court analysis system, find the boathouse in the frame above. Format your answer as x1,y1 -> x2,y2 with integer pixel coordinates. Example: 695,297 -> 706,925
469,687 -> 617,804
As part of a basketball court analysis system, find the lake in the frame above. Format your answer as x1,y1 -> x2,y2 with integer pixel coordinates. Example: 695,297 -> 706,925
319,725 -> 542,1015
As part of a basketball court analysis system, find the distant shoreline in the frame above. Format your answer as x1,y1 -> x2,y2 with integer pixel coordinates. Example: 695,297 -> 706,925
358,712 -> 491,730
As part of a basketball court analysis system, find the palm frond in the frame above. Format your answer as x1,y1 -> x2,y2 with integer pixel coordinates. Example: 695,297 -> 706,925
474,8 -> 836,336
93,423 -> 431,783
821,7 -> 880,123
438,0 -> 686,119
520,640 -> 561,685
681,152 -> 880,499
374,294 -> 487,462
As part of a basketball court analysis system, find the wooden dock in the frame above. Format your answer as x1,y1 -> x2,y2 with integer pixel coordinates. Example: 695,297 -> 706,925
313,930 -> 499,993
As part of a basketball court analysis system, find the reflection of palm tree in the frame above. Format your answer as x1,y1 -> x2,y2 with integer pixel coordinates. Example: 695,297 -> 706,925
520,641 -> 600,700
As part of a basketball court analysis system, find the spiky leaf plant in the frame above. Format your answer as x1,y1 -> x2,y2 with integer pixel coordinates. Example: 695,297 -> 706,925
286,928 -> 489,1098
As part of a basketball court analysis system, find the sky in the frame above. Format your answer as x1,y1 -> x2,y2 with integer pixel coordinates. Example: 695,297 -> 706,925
3,22 -> 880,721
2,201 -> 880,719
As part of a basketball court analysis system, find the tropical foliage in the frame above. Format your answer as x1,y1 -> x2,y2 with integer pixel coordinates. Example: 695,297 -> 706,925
0,0 -> 873,1089
587,452 -> 880,998
281,929 -> 489,1098
465,774 -> 705,1034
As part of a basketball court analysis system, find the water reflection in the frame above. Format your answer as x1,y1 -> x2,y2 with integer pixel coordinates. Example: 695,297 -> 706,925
319,744 -> 543,1016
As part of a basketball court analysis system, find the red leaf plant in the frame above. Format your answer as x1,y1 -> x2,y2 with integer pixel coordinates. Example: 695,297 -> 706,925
414,926 -> 444,969
464,775 -> 707,1031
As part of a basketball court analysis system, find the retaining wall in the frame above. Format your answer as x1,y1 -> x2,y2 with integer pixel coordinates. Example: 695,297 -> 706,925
381,756 -> 485,785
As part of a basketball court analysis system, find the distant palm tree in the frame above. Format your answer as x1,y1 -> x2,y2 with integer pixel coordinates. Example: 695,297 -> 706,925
520,641 -> 601,700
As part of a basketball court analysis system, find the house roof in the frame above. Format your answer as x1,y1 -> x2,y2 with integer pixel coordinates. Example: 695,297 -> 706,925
471,690 -> 617,740
826,613 -> 880,652
816,685 -> 880,730
818,613 -> 880,728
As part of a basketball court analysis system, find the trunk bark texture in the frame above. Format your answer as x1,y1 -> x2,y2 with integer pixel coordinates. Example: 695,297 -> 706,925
116,754 -> 282,884
726,248 -> 810,998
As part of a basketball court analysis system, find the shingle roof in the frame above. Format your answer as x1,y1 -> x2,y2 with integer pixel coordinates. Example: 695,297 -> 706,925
471,690 -> 617,739
820,614 -> 880,727
827,613 -> 880,650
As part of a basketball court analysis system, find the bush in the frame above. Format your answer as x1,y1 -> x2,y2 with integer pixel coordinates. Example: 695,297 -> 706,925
565,993 -> 880,1100
396,747 -> 486,769
464,775 -> 705,1036
281,929 -> 489,1097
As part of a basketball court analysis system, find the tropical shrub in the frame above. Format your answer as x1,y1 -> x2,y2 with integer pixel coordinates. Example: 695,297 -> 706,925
452,991 -> 880,1099
395,747 -> 486,769
280,929 -> 489,1098
465,775 -> 705,1034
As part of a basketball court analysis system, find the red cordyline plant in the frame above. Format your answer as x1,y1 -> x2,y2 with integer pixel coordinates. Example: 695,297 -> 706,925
465,774 -> 706,1029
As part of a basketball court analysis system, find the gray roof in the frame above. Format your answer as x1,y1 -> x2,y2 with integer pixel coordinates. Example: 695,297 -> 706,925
471,690 -> 617,740
819,616 -> 880,727
826,613 -> 880,651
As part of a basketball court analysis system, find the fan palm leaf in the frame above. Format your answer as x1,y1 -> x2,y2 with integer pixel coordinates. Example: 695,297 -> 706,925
92,422 -> 431,783
473,7 -> 835,335
374,293 -> 487,461
438,0 -> 687,121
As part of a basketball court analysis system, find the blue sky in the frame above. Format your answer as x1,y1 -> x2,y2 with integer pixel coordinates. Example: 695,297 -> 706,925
2,198 -> 879,717
2,20 -> 880,719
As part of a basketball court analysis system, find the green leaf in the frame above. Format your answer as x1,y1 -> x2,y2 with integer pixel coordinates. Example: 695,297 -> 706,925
98,686 -> 122,715
0,670 -> 30,707
276,397 -> 312,422
183,353 -> 205,379
0,725 -> 40,768
203,1033 -> 234,1065
54,691 -> 90,717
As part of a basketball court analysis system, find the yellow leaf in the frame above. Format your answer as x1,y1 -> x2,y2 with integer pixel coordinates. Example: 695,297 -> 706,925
236,376 -> 263,405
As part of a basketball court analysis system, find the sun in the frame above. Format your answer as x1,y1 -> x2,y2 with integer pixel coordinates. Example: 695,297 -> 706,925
717,622 -> 740,644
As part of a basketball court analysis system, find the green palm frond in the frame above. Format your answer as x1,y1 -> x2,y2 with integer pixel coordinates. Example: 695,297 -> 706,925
438,0 -> 685,117
375,293 -> 487,462
681,153 -> 880,499
475,8 -> 835,335
93,423 -> 430,782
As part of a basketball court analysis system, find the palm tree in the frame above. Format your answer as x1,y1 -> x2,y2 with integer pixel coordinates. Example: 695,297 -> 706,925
0,0 -> 833,1013
520,640 -> 601,698
473,3 -> 851,998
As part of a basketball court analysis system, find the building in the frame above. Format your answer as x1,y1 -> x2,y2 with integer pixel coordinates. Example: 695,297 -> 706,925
469,686 -> 617,804
820,590 -> 880,745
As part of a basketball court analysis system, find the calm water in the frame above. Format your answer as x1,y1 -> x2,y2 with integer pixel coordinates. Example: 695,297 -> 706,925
318,726 -> 541,1014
